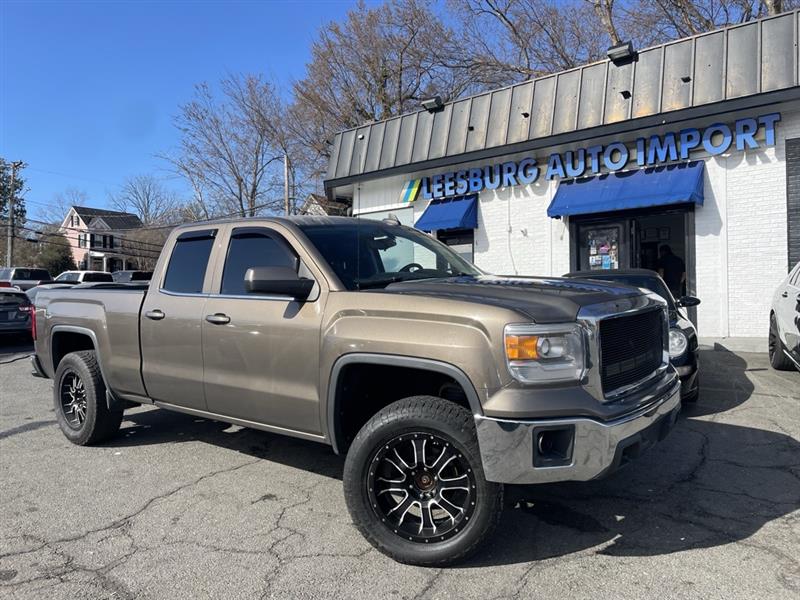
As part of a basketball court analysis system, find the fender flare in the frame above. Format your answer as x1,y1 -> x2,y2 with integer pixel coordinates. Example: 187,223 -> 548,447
326,353 -> 484,455
50,325 -> 125,412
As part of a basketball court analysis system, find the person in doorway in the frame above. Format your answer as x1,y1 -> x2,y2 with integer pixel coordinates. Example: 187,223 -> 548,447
657,244 -> 686,297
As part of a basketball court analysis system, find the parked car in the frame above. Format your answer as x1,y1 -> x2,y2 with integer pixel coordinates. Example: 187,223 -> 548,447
769,261 -> 800,371
0,267 -> 53,290
54,270 -> 114,284
112,270 -> 153,283
564,269 -> 701,402
0,288 -> 34,338
26,283 -> 76,305
30,217 -> 680,566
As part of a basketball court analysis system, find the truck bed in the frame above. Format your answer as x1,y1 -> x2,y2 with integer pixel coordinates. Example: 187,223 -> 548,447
34,284 -> 150,398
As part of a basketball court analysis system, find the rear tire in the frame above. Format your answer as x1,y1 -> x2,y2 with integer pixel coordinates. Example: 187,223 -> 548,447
769,314 -> 794,371
343,396 -> 503,566
54,350 -> 123,445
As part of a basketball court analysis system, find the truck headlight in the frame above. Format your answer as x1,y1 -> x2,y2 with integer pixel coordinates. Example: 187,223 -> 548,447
668,328 -> 688,358
504,323 -> 585,384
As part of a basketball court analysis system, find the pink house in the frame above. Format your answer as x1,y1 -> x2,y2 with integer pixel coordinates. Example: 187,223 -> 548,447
59,206 -> 144,272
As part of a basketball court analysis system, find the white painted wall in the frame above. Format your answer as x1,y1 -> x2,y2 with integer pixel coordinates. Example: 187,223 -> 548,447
352,107 -> 798,340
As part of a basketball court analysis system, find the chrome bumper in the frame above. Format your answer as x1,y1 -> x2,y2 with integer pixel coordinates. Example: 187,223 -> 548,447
475,380 -> 681,484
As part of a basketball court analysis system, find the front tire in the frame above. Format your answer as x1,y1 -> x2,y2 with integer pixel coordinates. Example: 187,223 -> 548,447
769,314 -> 794,371
343,396 -> 503,566
54,350 -> 123,445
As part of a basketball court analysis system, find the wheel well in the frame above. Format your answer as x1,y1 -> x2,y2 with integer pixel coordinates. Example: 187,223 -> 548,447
331,363 -> 472,454
51,331 -> 95,370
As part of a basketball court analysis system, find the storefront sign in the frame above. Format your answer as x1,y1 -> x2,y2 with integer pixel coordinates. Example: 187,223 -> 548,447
401,112 -> 781,202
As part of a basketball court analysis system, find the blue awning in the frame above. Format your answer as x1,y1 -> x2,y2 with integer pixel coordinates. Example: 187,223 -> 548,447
414,194 -> 478,232
547,161 -> 705,218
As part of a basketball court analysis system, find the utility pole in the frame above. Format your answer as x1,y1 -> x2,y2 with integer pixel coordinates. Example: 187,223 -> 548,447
283,152 -> 290,216
5,161 -> 24,268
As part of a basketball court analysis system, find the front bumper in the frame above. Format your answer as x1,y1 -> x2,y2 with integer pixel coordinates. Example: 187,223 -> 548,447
474,378 -> 681,484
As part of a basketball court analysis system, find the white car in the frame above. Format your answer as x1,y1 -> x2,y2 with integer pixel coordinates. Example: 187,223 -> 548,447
769,262 -> 800,371
54,270 -> 115,284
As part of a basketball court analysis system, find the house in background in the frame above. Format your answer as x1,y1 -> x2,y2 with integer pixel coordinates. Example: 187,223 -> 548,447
60,206 -> 144,272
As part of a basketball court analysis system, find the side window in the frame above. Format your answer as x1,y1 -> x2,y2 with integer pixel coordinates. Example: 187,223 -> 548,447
162,230 -> 216,294
220,228 -> 298,296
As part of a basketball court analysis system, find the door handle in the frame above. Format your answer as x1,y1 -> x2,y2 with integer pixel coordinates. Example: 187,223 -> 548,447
205,313 -> 231,325
145,309 -> 165,320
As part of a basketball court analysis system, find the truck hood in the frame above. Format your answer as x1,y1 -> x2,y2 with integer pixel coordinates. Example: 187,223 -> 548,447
378,275 -> 645,323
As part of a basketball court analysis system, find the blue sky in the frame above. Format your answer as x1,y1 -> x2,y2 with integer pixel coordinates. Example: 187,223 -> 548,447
1,0 -> 357,221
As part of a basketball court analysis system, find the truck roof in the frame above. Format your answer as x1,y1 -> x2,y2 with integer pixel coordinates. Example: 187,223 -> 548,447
171,215 -> 372,231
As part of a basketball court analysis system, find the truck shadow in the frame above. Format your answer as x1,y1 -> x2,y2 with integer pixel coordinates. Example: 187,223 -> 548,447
106,348 -> 799,567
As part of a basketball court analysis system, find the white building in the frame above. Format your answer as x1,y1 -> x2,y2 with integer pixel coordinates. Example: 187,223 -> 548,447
324,11 -> 800,347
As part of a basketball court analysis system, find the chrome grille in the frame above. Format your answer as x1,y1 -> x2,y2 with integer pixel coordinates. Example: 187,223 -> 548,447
599,308 -> 664,394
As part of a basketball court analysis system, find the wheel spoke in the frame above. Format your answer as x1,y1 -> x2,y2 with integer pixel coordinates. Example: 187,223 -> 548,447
393,448 -> 412,470
437,494 -> 465,517
436,454 -> 457,477
431,499 -> 458,524
426,444 -> 449,470
411,439 -> 426,469
439,472 -> 469,484
419,501 -> 437,534
377,487 -> 406,496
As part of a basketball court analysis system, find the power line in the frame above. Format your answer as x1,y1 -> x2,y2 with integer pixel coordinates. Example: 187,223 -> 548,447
11,234 -> 161,263
12,226 -> 163,259
20,216 -> 166,250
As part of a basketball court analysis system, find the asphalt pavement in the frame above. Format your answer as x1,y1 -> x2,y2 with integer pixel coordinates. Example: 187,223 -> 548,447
1,335 -> 798,599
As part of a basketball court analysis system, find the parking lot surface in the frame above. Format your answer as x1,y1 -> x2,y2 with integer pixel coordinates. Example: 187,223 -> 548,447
1,336 -> 798,599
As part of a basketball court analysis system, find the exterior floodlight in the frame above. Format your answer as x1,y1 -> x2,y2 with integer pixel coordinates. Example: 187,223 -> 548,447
607,41 -> 634,64
421,96 -> 444,112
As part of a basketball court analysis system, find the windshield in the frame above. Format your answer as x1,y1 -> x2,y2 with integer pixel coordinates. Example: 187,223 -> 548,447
297,221 -> 481,291
583,274 -> 676,309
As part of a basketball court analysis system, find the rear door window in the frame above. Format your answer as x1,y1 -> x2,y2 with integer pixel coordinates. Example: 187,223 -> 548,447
220,228 -> 298,296
162,230 -> 217,294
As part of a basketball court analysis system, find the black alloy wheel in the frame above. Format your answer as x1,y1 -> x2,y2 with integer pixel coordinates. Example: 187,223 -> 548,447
343,396 -> 503,566
60,372 -> 88,430
53,350 -> 123,445
368,431 -> 477,543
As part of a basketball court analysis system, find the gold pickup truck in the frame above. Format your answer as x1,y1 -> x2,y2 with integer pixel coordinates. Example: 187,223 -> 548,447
31,216 -> 680,566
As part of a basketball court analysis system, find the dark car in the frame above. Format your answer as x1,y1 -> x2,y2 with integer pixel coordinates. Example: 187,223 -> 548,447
0,267 -> 53,291
112,270 -> 153,283
564,268 -> 701,402
0,288 -> 34,338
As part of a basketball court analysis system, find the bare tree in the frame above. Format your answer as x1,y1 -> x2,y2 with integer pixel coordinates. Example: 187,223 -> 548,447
290,0 -> 477,181
161,75 -> 287,218
110,175 -> 178,225
33,188 -> 88,225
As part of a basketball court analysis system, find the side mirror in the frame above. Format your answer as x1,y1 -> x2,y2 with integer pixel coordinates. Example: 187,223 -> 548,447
244,267 -> 314,300
677,295 -> 701,308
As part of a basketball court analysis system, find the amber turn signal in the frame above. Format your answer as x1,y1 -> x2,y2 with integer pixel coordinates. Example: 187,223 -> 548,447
505,334 -> 540,361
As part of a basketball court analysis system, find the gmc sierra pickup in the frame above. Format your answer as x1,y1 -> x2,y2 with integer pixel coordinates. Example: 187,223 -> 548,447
31,216 -> 680,566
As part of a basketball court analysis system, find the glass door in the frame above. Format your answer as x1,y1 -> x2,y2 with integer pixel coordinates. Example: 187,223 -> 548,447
576,222 -> 626,271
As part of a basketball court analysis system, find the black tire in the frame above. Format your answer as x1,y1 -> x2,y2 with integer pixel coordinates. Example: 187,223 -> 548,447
53,350 -> 123,445
769,314 -> 794,371
343,396 -> 503,566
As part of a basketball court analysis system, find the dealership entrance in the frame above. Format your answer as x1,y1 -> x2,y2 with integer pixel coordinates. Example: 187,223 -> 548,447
570,205 -> 695,296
